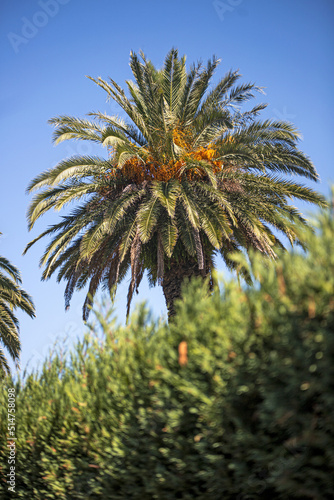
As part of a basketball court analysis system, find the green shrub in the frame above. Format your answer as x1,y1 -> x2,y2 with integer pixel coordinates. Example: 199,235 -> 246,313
0,201 -> 333,499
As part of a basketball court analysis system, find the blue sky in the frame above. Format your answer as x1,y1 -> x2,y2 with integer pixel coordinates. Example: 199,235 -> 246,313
1,0 -> 333,374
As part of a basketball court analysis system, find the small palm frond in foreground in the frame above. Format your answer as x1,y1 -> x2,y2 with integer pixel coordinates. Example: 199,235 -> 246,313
0,237 -> 35,376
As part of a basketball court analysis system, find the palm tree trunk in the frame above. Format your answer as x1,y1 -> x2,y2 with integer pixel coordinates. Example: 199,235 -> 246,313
161,258 -> 211,320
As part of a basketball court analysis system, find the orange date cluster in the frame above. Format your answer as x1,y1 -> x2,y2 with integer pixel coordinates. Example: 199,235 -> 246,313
102,129 -> 233,185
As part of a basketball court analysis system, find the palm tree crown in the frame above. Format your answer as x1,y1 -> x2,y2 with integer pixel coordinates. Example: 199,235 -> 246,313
25,49 -> 326,319
0,235 -> 35,376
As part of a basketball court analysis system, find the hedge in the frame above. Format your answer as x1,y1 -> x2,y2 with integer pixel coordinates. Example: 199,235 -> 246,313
0,201 -> 333,499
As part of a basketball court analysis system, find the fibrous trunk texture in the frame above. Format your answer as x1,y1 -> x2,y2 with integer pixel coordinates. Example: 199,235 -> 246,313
161,258 -> 211,320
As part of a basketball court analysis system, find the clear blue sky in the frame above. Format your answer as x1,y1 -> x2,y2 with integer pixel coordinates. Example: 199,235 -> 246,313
1,0 -> 333,374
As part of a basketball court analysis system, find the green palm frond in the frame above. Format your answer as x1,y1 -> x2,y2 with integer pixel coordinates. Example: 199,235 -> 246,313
159,219 -> 178,258
150,180 -> 180,218
0,242 -> 35,376
161,48 -> 187,115
137,196 -> 161,243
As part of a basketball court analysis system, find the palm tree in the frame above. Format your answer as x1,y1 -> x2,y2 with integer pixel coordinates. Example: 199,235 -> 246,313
0,235 -> 35,376
25,49 -> 326,320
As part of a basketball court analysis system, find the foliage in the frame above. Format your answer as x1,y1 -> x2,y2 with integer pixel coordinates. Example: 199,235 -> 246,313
0,234 -> 35,377
1,201 -> 333,498
25,49 -> 326,319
